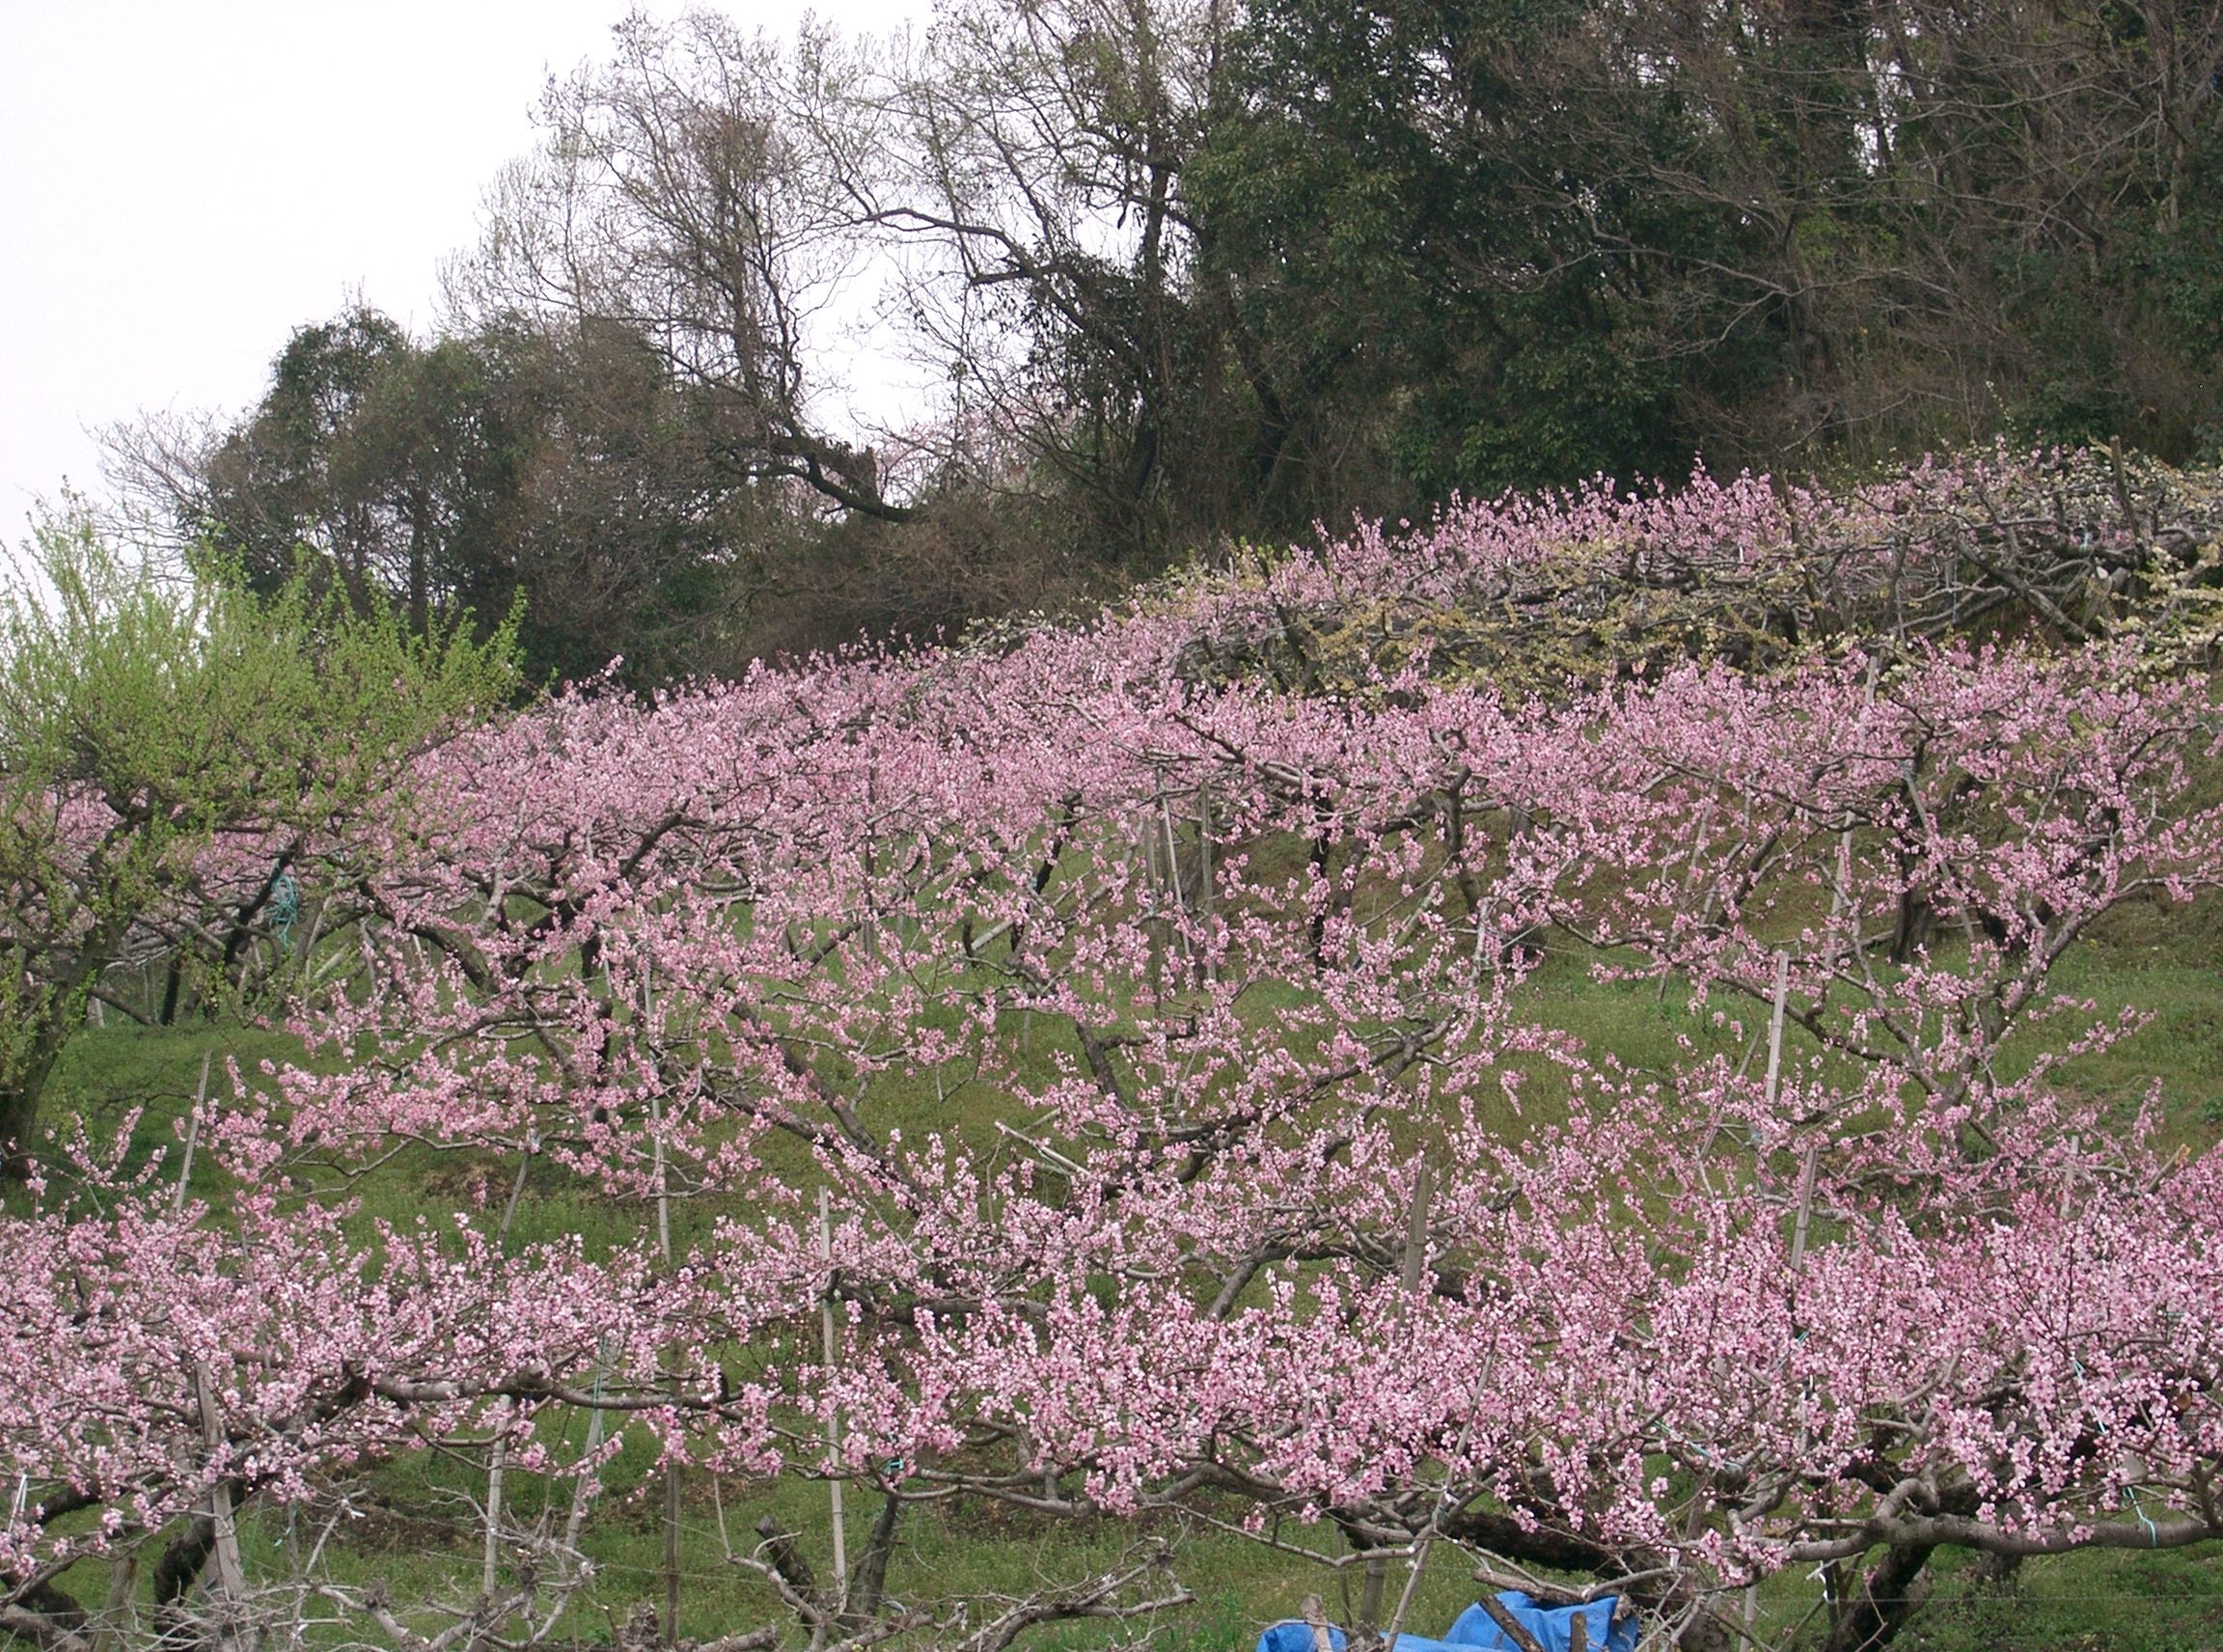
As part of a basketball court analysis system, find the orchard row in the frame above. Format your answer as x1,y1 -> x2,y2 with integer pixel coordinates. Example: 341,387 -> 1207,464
7,449 -> 2223,1652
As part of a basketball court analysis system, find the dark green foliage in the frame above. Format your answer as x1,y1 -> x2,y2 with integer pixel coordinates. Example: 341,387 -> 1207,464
1194,0 -> 2223,499
185,309 -> 776,689
1189,0 -> 1721,511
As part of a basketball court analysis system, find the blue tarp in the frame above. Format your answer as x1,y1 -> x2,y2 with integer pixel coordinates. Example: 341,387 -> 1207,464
1253,1593 -> 1638,1652
1253,1625 -> 1461,1652
1253,1622 -> 1344,1652
1444,1593 -> 1639,1652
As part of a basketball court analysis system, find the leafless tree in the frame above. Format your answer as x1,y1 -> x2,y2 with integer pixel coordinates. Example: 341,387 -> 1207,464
847,0 -> 1233,557
451,13 -> 907,522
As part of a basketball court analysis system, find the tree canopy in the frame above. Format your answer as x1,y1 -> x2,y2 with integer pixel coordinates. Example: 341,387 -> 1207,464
96,0 -> 2219,674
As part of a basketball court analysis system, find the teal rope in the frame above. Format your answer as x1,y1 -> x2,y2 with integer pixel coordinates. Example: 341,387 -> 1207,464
268,870 -> 301,953
2127,1485 -> 2160,1548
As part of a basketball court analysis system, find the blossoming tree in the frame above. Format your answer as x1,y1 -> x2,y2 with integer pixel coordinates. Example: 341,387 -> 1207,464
6,449 -> 2221,1652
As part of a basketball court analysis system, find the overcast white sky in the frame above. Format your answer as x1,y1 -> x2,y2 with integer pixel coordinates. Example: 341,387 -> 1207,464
0,1 -> 924,541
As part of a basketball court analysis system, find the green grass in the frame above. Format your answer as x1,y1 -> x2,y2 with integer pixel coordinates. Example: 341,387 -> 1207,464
1900,1545 -> 2223,1652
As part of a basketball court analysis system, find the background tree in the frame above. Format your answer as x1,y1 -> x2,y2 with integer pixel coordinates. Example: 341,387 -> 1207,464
1189,0 -> 2223,498
111,308 -> 774,687
96,0 -> 2223,677
188,312 -> 533,638
1188,0 -> 1694,518
452,12 -> 900,522
862,0 -> 1239,561
1497,0 -> 2223,462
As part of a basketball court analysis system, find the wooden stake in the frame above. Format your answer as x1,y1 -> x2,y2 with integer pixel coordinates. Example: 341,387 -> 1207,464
647,964 -> 680,1646
1196,782 -> 1216,983
1362,1162 -> 1438,1629
194,1362 -> 250,1652
663,1440 -> 680,1646
862,763 -> 880,963
651,1101 -> 672,1267
483,1424 -> 507,1599
173,1055 -> 245,1649
1777,947 -> 1823,1638
559,1353 -> 610,1564
498,1133 -> 536,1249
820,1189 -> 848,1613
1763,950 -> 1790,1113
1790,1140 -> 1822,1274
1156,772 -> 1188,969
172,1052 -> 212,1217
1399,1161 -> 1435,1298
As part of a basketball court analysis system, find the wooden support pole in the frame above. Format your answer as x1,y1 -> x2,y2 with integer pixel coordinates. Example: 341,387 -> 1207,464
1197,782 -> 1216,983
820,1188 -> 848,1614
663,1439 -> 680,1646
1763,950 -> 1790,1113
172,1052 -> 212,1217
1791,1140 -> 1822,1274
559,1353 -> 610,1568
170,1055 -> 247,1649
483,1420 -> 507,1599
1361,1162 -> 1437,1631
1399,1160 -> 1434,1298
194,1362 -> 250,1652
1157,772 -> 1189,969
647,961 -> 680,1646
